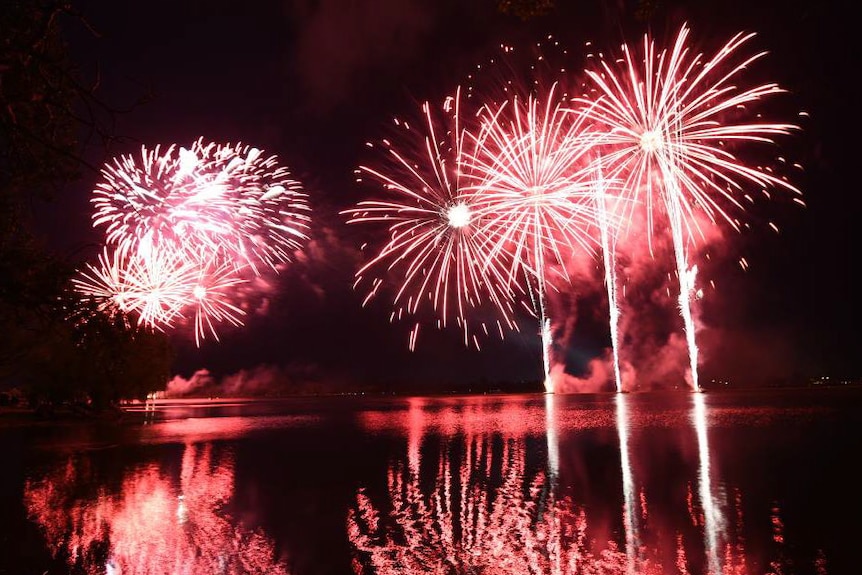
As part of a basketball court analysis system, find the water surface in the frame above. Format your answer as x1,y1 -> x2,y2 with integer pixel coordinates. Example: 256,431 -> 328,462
2,388 -> 859,574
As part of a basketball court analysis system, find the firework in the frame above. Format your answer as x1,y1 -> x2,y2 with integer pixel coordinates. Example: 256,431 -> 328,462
344,88 -> 524,350
78,138 -> 309,345
577,24 -> 802,391
91,138 -> 310,274
190,140 -> 312,274
466,82 -> 603,391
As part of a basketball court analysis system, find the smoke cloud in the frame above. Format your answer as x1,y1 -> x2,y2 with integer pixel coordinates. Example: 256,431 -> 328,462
545,201 -> 746,391
552,352 -> 614,393
163,362 -> 346,398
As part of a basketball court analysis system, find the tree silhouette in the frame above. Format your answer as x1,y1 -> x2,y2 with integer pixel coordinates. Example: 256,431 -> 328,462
1,0 -> 168,410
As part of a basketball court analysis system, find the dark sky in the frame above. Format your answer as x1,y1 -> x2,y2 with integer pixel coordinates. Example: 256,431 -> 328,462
45,0 -> 861,391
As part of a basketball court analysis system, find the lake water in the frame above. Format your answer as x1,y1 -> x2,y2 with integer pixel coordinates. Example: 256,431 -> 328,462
1,388 -> 859,575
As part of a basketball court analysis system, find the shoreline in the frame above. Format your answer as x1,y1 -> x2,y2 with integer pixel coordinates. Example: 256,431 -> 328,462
2,384 -> 859,425
0,404 -> 127,425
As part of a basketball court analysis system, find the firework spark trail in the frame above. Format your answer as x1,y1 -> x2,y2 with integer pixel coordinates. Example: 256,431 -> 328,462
92,143 -> 238,263
466,83 -> 601,391
72,246 -> 198,330
72,247 -> 134,318
190,140 -> 311,274
667,185 -> 701,391
188,258 -> 249,347
578,24 -> 802,391
78,138 -> 309,345
344,88 -> 523,350
72,244 -> 252,344
592,158 -> 624,392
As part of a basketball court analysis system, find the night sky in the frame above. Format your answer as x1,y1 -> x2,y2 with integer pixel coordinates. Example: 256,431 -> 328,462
41,0 -> 861,391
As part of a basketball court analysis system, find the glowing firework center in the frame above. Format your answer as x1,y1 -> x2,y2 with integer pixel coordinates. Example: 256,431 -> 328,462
446,203 -> 471,228
639,129 -> 665,154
